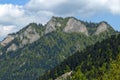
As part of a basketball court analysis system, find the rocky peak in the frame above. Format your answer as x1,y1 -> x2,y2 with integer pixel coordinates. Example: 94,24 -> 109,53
45,17 -> 62,34
94,22 -> 108,35
1,34 -> 15,46
19,25 -> 40,45
63,18 -> 88,36
1,23 -> 41,52
45,17 -> 57,34
0,17 -> 115,53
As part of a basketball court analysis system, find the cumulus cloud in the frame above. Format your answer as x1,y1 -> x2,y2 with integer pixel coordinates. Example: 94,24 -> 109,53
0,3 -> 54,40
0,4 -> 24,26
25,0 -> 67,11
0,25 -> 18,38
0,0 -> 120,40
0,4 -> 52,40
107,0 -> 120,14
89,0 -> 120,14
25,0 -> 120,16
0,4 -> 24,18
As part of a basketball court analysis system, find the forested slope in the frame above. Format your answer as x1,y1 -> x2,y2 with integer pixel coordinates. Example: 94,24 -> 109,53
39,34 -> 120,80
0,17 -> 117,80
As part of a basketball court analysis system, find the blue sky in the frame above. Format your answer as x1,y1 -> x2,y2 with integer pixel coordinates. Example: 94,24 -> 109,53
0,0 -> 29,5
0,0 -> 120,40
79,13 -> 120,31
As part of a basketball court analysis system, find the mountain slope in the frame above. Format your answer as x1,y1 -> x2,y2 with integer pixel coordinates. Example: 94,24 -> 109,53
102,54 -> 120,80
0,17 -> 115,52
0,23 -> 44,52
0,16 -> 117,80
39,34 -> 120,80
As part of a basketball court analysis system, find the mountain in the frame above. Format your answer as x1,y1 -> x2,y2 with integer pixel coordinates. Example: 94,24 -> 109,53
0,16 -> 117,80
39,34 -> 120,80
0,23 -> 44,52
0,17 -> 115,53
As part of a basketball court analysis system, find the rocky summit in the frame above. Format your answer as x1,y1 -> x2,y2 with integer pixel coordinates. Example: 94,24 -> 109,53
63,18 -> 88,36
94,22 -> 109,35
0,16 -> 117,80
0,17 -> 113,49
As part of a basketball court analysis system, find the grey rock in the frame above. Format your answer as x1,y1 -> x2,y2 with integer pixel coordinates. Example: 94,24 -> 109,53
7,43 -> 18,52
63,18 -> 88,36
21,26 -> 40,45
94,22 -> 108,35
55,71 -> 72,80
45,17 -> 57,34
1,34 -> 15,46
1,25 -> 40,52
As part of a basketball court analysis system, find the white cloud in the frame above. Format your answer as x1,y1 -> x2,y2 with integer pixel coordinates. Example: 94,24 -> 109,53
0,25 -> 18,38
25,0 -> 67,11
0,3 -> 53,26
25,0 -> 120,16
0,4 -> 24,18
0,0 -> 120,40
0,4 -> 25,26
88,0 -> 120,14
107,0 -> 120,14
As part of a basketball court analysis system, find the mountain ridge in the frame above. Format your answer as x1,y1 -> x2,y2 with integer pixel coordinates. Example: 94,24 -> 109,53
0,16 -> 117,80
0,16 -> 114,51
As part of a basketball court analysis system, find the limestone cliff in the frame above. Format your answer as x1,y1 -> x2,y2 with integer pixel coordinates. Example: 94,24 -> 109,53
63,18 -> 88,36
94,22 -> 108,35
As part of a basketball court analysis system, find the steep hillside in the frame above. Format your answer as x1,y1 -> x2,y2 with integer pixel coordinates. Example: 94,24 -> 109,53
39,34 -> 120,80
0,16 -> 117,80
0,23 -> 44,53
0,17 -> 115,53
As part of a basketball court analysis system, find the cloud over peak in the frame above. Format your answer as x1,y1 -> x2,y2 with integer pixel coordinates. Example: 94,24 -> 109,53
0,25 -> 18,38
0,0 -> 120,40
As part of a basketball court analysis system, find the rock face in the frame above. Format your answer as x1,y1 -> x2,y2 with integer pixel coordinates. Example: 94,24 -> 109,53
45,17 -> 62,34
94,22 -> 108,35
19,26 -> 40,45
0,17 -> 114,53
55,71 -> 72,80
7,43 -> 18,52
45,17 -> 57,34
1,35 -> 15,46
1,24 -> 40,52
63,18 -> 88,36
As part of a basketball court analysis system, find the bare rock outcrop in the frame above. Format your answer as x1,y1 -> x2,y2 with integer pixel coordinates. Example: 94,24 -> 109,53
20,26 -> 40,45
45,17 -> 61,34
7,43 -> 18,52
55,71 -> 72,80
1,35 -> 15,46
45,17 -> 57,34
1,25 -> 40,52
94,22 -> 108,35
63,18 -> 88,36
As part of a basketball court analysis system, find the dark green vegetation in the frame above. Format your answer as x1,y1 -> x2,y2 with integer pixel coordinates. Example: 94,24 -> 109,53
0,17 -> 117,80
39,34 -> 120,80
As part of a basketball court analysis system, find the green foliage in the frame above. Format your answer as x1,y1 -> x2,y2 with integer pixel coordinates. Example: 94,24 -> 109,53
39,34 -> 120,80
72,69 -> 87,80
0,17 -> 117,80
102,54 -> 120,80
